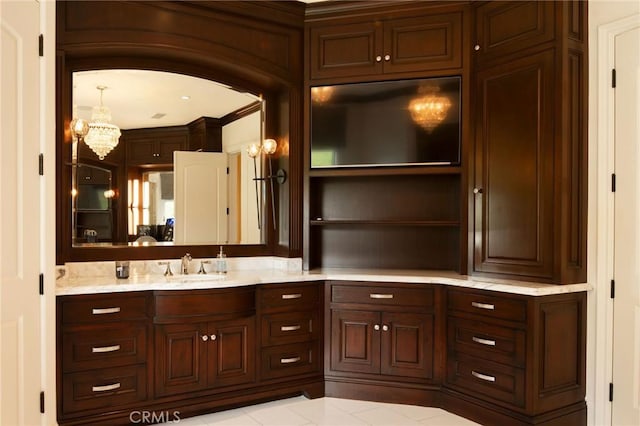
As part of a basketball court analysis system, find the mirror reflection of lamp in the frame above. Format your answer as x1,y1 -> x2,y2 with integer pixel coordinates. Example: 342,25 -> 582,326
246,138 -> 287,229
408,85 -> 452,133
311,86 -> 334,103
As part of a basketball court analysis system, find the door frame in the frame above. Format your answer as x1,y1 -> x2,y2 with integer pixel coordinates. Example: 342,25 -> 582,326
592,13 -> 640,426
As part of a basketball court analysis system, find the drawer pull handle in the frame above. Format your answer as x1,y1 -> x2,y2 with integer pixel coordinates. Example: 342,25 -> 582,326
280,356 -> 301,364
281,293 -> 302,300
370,294 -> 393,299
92,344 -> 121,353
92,382 -> 121,392
471,370 -> 496,383
281,325 -> 301,332
471,301 -> 495,310
472,336 -> 496,346
92,307 -> 121,315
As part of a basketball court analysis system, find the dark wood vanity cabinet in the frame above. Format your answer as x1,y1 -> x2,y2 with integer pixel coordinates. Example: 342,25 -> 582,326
153,289 -> 256,397
472,0 -> 588,283
56,292 -> 151,420
308,9 -> 462,80
445,288 -> 587,424
258,283 -> 322,381
325,281 -> 440,400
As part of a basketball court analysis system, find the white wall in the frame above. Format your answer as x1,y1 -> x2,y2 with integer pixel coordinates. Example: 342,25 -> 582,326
587,1 -> 640,425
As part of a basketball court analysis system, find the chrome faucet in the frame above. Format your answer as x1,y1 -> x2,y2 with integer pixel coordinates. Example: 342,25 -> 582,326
181,253 -> 192,274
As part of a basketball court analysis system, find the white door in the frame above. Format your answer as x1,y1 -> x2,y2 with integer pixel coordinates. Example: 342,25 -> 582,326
612,25 -> 640,426
1,1 -> 43,424
173,151 -> 228,244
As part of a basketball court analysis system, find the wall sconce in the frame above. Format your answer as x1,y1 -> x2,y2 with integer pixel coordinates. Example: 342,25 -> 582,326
247,138 -> 287,229
70,117 -> 89,142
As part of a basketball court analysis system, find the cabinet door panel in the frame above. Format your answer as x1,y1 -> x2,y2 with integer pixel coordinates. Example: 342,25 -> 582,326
330,309 -> 380,374
155,323 -> 208,396
210,317 -> 256,388
310,22 -> 383,79
474,1 -> 554,66
157,136 -> 187,163
381,312 -> 434,379
384,13 -> 462,74
474,50 -> 554,278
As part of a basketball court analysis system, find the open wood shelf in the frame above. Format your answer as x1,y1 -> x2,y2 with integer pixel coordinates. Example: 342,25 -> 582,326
308,166 -> 462,178
310,219 -> 460,227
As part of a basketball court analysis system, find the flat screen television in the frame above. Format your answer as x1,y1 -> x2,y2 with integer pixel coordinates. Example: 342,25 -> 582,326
310,77 -> 461,168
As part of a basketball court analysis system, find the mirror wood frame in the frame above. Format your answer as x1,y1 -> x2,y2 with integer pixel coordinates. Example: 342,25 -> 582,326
55,0 -> 304,264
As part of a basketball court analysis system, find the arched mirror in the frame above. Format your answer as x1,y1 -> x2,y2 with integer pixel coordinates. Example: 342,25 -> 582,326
70,69 -> 266,248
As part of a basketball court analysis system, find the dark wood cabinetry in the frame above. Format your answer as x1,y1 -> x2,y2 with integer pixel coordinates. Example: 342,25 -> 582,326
153,289 -> 256,397
56,292 -> 151,420
445,287 -> 587,424
258,283 -> 322,381
326,281 -> 439,398
124,127 -> 189,166
309,10 -> 462,80
472,1 -> 587,283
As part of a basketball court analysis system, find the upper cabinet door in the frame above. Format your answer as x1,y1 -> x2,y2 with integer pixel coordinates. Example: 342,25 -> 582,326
308,10 -> 462,80
309,22 -> 383,80
383,13 -> 462,75
473,1 -> 555,67
473,49 -> 555,280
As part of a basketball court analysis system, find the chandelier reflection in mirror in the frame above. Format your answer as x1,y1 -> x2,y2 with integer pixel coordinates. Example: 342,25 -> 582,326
408,85 -> 452,133
83,86 -> 121,160
247,138 -> 287,229
311,86 -> 334,103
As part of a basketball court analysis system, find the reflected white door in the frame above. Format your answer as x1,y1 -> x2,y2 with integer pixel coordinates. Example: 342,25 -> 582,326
1,1 -> 43,424
612,25 -> 640,426
173,151 -> 228,244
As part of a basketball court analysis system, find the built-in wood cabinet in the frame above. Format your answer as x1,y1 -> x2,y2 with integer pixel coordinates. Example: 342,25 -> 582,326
124,127 -> 189,166
57,292 -> 151,420
326,282 -> 438,384
309,10 -> 462,80
472,0 -> 587,283
445,287 -> 587,424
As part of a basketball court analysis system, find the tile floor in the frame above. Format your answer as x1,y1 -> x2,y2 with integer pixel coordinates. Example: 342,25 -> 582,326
161,396 -> 482,426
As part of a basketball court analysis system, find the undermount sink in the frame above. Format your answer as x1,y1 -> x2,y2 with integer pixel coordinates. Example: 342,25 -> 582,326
165,274 -> 226,283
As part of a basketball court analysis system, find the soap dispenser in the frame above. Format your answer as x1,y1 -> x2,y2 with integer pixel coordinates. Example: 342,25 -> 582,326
215,246 -> 227,274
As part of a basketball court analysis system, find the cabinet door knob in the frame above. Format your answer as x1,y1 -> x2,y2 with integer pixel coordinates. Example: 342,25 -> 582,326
375,55 -> 382,62
474,44 -> 481,51
382,325 -> 389,332
374,324 -> 380,331
384,54 -> 390,61
201,335 -> 209,341
473,188 -> 483,194
210,334 -> 217,341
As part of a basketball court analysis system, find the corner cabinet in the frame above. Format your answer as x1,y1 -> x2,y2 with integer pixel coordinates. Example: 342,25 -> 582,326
472,1 -> 588,283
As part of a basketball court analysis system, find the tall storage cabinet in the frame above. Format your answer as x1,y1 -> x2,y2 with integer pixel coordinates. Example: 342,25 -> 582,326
471,1 -> 587,283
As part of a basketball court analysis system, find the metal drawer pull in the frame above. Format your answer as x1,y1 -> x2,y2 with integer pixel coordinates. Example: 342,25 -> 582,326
471,301 -> 495,310
281,293 -> 302,300
280,356 -> 301,364
281,325 -> 301,332
471,371 -> 496,383
370,294 -> 393,299
472,336 -> 496,346
92,344 -> 121,353
92,307 -> 121,315
92,382 -> 121,392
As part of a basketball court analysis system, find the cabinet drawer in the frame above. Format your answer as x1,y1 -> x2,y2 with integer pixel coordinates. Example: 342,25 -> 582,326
331,284 -> 433,308
448,290 -> 526,323
62,324 -> 147,372
261,311 -> 318,346
260,342 -> 319,380
260,284 -> 318,311
447,354 -> 525,408
154,288 -> 254,321
61,365 -> 147,414
60,294 -> 148,324
448,317 -> 525,367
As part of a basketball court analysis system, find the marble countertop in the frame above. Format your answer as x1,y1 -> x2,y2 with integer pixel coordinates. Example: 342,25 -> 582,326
56,267 -> 592,297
